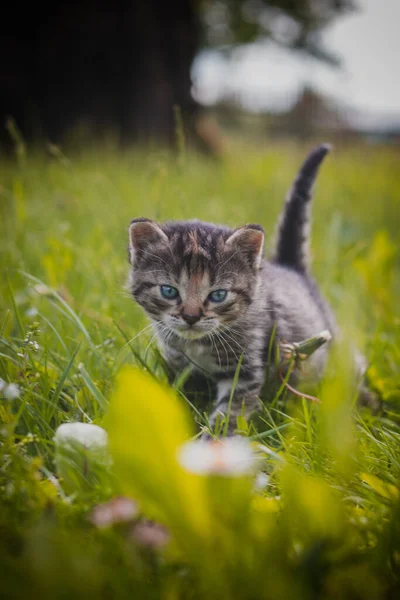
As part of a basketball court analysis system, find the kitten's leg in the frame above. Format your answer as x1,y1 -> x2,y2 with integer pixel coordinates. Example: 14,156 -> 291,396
163,347 -> 215,411
209,373 -> 265,436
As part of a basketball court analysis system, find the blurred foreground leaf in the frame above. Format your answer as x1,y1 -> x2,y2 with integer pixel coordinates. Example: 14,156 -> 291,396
107,367 -> 211,544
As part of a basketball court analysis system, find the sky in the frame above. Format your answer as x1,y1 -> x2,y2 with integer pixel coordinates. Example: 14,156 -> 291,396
192,0 -> 400,128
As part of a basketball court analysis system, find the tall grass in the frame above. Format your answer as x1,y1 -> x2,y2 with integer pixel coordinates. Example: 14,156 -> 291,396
0,140 -> 399,599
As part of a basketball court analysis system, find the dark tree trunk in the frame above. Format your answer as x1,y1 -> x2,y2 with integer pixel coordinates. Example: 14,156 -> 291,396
0,1 -> 199,147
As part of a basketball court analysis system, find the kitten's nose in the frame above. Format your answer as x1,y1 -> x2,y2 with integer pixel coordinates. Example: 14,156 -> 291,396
181,311 -> 201,326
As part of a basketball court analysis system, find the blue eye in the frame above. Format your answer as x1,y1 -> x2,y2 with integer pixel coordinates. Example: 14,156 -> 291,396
160,285 -> 179,300
208,289 -> 227,303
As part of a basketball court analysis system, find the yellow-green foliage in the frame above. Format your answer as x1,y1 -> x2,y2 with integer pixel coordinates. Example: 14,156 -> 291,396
0,141 -> 399,599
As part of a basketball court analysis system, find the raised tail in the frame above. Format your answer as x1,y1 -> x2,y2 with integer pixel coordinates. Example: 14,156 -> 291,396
273,143 -> 331,273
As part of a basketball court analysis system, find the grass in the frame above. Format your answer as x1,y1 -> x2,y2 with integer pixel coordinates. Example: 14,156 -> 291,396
0,139 -> 399,599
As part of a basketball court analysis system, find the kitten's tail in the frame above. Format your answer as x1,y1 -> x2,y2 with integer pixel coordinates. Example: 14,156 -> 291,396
273,143 -> 331,273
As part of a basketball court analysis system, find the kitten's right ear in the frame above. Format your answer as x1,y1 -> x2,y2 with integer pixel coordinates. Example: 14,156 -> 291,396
225,224 -> 264,270
128,218 -> 168,264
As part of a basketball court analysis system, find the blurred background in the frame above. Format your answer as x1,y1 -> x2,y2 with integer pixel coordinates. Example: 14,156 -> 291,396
1,0 -> 399,152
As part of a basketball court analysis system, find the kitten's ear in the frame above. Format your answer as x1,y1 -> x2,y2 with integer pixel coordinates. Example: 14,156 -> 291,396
129,218 -> 168,264
225,224 -> 264,269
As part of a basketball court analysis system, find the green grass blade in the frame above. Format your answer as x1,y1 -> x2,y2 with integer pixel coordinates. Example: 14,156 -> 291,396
20,271 -> 95,350
78,363 -> 108,411
223,353 -> 244,437
49,344 -> 81,422
6,273 -> 25,337
248,422 -> 291,442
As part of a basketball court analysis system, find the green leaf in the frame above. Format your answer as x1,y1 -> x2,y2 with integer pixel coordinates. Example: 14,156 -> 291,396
107,367 -> 210,543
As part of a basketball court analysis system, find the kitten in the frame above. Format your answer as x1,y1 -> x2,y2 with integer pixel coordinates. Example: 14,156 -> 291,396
127,145 -> 360,433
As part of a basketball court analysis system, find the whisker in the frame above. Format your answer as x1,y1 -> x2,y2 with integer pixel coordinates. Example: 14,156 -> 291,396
144,322 -> 170,359
207,332 -> 221,368
218,324 -> 245,346
116,290 -> 134,297
160,329 -> 173,349
216,330 -> 241,363
120,323 -> 154,351
218,324 -> 246,354
219,331 -> 244,356
215,330 -> 232,364
213,329 -> 235,365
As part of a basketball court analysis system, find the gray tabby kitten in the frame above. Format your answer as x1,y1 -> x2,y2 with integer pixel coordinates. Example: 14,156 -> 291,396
128,145 -> 337,432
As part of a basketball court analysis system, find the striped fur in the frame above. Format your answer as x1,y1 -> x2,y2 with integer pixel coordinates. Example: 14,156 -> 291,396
127,145 -> 336,433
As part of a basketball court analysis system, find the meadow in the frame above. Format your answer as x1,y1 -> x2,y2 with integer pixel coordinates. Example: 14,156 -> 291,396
0,138 -> 399,599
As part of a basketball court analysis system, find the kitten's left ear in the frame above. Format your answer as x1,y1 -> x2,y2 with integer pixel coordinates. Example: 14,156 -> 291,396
128,217 -> 169,264
225,224 -> 264,269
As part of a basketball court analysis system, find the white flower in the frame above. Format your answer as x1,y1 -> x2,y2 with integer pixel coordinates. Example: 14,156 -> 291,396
54,422 -> 107,449
54,423 -> 109,493
25,307 -> 39,318
3,383 -> 20,400
254,472 -> 270,491
178,437 -> 258,477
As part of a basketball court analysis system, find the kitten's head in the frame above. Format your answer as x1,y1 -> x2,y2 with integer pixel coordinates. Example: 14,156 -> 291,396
128,218 -> 264,340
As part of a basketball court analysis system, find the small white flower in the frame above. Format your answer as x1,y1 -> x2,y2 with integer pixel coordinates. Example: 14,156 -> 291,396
178,437 -> 258,477
54,423 -> 109,492
254,472 -> 270,491
25,307 -> 39,318
3,383 -> 20,400
54,422 -> 107,449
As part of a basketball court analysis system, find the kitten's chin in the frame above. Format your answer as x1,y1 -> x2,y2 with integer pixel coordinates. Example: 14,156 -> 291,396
173,327 -> 209,341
